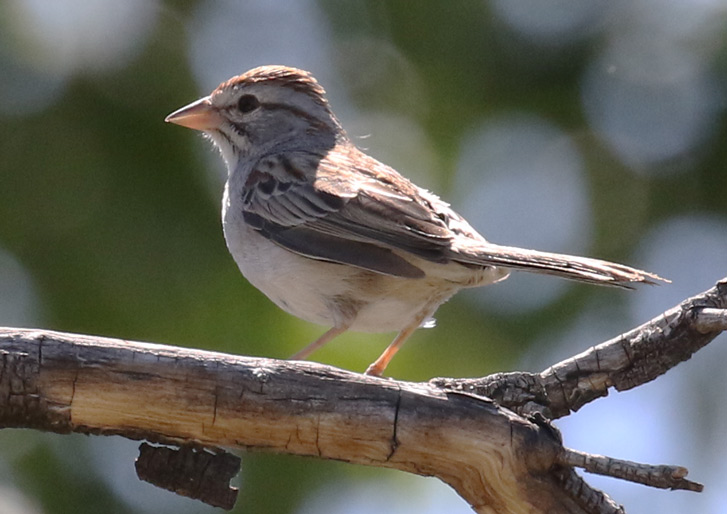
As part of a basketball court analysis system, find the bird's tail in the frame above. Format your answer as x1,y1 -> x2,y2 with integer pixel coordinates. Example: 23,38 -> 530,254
462,243 -> 667,288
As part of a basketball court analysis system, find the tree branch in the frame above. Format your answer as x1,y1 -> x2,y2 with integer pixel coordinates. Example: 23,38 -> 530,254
557,448 -> 701,492
432,277 -> 727,419
1,276 -> 725,513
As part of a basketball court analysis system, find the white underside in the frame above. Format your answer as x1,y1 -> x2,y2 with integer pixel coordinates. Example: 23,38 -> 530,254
222,181 -> 508,333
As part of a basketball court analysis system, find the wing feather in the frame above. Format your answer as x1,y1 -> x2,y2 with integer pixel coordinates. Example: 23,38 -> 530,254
241,147 -> 457,276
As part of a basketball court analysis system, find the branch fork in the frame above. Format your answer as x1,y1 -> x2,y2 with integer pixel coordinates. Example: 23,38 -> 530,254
1,277 -> 725,513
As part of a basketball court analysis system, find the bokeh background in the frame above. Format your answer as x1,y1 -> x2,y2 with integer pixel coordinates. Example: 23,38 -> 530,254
1,1 -> 726,513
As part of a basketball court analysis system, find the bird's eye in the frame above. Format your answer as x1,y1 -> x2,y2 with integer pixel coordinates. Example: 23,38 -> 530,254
237,94 -> 260,114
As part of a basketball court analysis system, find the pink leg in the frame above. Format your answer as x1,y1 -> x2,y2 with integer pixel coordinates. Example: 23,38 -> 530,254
365,322 -> 420,377
289,325 -> 349,360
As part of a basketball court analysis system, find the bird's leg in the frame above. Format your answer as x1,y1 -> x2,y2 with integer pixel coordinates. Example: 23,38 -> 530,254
289,324 -> 350,360
365,320 -> 422,377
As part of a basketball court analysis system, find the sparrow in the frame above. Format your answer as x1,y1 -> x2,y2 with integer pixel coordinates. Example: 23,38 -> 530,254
165,65 -> 665,376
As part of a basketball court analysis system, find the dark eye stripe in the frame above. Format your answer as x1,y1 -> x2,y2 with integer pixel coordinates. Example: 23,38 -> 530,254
261,102 -> 331,131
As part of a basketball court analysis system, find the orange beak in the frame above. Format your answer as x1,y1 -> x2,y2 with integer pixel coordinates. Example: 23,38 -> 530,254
165,96 -> 223,131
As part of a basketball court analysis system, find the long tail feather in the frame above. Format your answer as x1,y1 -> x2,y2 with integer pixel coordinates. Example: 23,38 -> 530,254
463,244 -> 667,288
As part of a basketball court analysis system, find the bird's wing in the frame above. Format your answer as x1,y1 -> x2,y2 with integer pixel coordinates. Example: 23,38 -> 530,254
240,146 -> 462,278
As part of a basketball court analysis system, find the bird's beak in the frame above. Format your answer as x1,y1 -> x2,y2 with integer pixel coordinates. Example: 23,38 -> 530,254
165,96 -> 223,131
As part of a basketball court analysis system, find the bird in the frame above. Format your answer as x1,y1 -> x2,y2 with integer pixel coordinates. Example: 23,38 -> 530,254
165,65 -> 665,377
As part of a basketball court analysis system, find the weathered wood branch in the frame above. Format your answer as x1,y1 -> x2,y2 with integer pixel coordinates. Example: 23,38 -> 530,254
0,328 -> 569,512
1,277 -> 725,513
433,277 -> 727,420
557,448 -> 699,492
